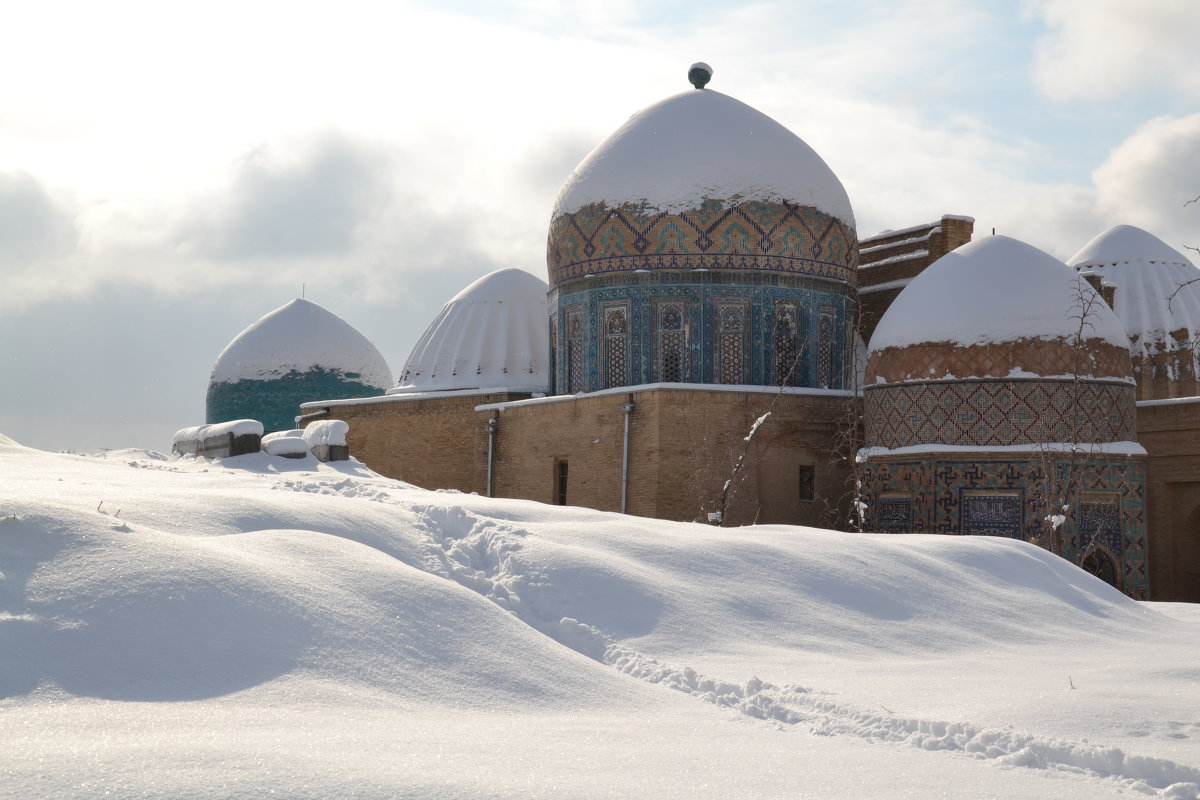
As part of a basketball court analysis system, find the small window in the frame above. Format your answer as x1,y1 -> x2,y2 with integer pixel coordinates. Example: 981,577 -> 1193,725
798,465 -> 815,503
877,494 -> 915,533
961,490 -> 1022,537
556,460 -> 569,506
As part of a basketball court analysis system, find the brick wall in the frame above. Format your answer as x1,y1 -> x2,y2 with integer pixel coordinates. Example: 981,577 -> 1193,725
1137,400 -> 1200,601
300,393 -> 529,493
1131,333 -> 1200,401
857,215 -> 975,344
481,388 -> 852,526
305,388 -> 855,529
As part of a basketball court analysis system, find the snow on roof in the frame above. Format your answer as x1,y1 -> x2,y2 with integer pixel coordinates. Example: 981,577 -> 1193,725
302,419 -> 349,447
552,88 -> 854,227
859,216 -> 975,245
1069,224 -> 1193,267
869,235 -> 1130,352
173,420 -> 264,445
390,268 -> 550,394
210,299 -> 393,388
1067,225 -> 1200,353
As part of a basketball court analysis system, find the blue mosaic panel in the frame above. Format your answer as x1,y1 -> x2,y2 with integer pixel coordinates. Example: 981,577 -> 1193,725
566,307 -> 584,393
206,367 -> 382,433
550,271 -> 853,392
602,305 -> 629,388
817,306 -> 837,389
1076,495 -> 1122,558
717,303 -> 747,384
876,495 -> 915,533
962,492 -> 1022,537
861,455 -> 1147,599
864,378 -> 1136,448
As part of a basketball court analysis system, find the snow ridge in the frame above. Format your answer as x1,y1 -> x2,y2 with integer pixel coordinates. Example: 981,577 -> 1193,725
390,496 -> 1200,799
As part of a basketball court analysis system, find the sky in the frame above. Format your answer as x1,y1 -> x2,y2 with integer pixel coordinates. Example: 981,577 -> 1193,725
2,0 -> 1199,452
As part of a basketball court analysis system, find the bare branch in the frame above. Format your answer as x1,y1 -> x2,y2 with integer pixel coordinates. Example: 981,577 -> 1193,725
1168,275 -> 1200,312
695,318 -> 810,526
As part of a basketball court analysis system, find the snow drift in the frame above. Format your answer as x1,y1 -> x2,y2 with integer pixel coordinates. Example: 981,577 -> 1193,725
1,432 -> 1198,799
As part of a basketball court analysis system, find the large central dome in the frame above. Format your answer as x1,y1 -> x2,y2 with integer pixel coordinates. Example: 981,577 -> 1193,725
552,88 -> 855,223
545,67 -> 858,393
547,86 -> 856,289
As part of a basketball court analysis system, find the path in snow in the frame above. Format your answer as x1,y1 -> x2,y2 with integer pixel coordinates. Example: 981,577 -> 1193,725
5,442 -> 1198,799
385,494 -> 1200,799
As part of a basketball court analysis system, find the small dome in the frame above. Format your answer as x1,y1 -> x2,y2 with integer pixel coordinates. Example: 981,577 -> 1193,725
1067,225 -> 1200,357
391,268 -> 549,394
864,236 -> 1138,451
553,88 -> 853,225
1069,224 -> 1193,267
868,236 -> 1132,384
207,299 -> 392,431
210,299 -> 393,386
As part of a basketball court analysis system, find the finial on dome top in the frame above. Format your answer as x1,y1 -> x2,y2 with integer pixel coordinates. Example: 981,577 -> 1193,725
688,62 -> 713,89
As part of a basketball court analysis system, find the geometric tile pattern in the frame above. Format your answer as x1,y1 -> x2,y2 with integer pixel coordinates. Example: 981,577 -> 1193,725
1076,494 -> 1122,560
549,271 -> 854,392
603,305 -> 628,388
860,454 -> 1148,599
547,200 -> 857,287
961,491 -> 1023,537
876,494 -> 915,533
207,367 -> 381,434
864,378 -> 1136,448
717,304 -> 747,384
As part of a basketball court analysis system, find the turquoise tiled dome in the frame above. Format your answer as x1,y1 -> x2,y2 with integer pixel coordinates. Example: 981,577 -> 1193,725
206,299 -> 392,432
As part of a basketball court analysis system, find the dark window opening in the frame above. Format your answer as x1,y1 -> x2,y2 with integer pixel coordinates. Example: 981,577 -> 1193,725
661,337 -> 683,382
556,460 -> 569,506
567,312 -> 583,392
1080,548 -> 1119,588
798,465 -> 815,503
657,304 -> 686,383
774,308 -> 799,386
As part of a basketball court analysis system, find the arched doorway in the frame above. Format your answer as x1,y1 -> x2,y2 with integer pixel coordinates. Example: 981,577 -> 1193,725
1080,547 -> 1121,590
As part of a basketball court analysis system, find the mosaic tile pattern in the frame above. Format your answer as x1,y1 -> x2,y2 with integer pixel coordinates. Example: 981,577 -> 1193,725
549,272 -> 854,392
864,378 -> 1136,448
876,495 -> 915,533
1076,494 -> 1122,559
961,491 -> 1022,537
547,200 -> 857,287
861,455 -> 1148,599
207,368 -> 381,433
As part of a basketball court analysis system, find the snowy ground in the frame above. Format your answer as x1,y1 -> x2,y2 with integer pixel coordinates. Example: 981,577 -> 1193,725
2,432 -> 1198,799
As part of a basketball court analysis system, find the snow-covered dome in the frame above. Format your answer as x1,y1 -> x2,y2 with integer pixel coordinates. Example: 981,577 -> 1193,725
863,236 -> 1138,451
207,299 -> 392,431
1067,225 -> 1200,399
546,77 -> 857,291
868,235 -> 1132,384
543,70 -> 858,393
552,88 -> 854,225
390,268 -> 549,394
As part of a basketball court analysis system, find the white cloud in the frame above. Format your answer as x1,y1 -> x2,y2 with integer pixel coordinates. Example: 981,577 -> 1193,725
6,0 -> 1199,452
180,133 -> 391,261
0,171 -> 77,263
1024,0 -> 1200,103
1092,113 -> 1200,255
0,171 -> 83,310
